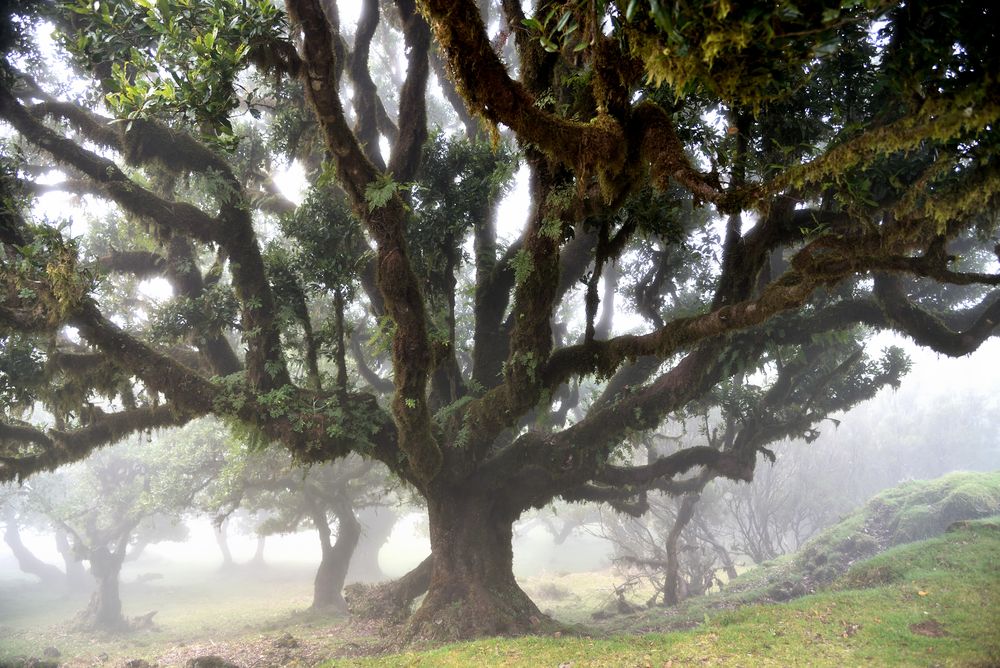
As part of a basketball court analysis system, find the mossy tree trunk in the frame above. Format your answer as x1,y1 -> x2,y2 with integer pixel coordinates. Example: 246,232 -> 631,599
663,492 -> 699,606
401,492 -> 549,642
78,546 -> 127,630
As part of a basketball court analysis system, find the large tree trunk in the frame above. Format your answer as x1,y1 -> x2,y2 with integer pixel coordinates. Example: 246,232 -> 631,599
310,501 -> 361,611
3,521 -> 64,586
77,547 -> 127,630
401,494 -> 552,642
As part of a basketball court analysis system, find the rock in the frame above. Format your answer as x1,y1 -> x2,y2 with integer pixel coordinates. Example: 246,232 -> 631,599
273,632 -> 299,648
185,657 -> 240,668
42,647 -> 60,658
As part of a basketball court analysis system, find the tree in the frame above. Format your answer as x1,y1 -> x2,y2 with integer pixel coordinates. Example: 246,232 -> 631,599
210,445 -> 392,611
1,0 -> 998,641
602,332 -> 906,605
1,482 -> 90,590
17,420 -> 225,630
1,483 -> 66,587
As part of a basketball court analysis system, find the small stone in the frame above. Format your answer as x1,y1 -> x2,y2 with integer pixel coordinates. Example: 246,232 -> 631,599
274,632 -> 299,648
186,657 -> 240,668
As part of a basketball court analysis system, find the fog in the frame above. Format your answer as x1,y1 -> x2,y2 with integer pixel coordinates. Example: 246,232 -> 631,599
3,0 -> 999,663
4,336 -> 997,596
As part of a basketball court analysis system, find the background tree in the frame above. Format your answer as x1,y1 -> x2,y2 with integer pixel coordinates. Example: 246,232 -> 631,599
18,419 -> 225,630
602,332 -> 907,605
1,0 -> 998,642
1,482 -> 65,587
211,444 -> 393,611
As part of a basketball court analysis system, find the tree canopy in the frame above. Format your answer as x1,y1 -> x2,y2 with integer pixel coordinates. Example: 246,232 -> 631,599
1,0 -> 998,642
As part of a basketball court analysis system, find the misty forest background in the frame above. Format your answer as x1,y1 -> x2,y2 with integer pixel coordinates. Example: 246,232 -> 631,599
1,0 -> 1000,664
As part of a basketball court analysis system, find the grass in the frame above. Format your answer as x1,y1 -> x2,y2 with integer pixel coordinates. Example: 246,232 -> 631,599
334,518 -> 1000,667
3,473 -> 998,666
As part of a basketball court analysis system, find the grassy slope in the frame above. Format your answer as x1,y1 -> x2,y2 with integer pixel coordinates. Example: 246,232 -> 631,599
593,470 -> 1000,635
339,518 -> 1000,667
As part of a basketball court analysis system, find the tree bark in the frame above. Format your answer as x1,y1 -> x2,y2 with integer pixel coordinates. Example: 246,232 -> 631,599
664,493 -> 700,606
401,494 -> 552,642
311,502 -> 362,611
3,521 -> 64,586
77,547 -> 127,630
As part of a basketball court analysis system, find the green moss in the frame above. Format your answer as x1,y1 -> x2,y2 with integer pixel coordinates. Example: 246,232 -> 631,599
892,503 -> 938,543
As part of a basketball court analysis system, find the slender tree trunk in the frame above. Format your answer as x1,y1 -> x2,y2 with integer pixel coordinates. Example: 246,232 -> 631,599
402,493 -> 551,642
3,521 -> 64,585
55,526 -> 90,592
251,534 -> 266,566
213,519 -> 234,569
310,501 -> 362,611
694,517 -> 739,582
78,547 -> 126,630
664,493 -> 700,606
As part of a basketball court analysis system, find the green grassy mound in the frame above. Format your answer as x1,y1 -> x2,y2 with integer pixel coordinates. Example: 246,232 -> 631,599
335,518 -> 1000,666
576,470 -> 1000,635
795,470 -> 1000,586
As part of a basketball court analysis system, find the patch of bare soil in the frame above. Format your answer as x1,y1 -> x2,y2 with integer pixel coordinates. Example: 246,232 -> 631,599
149,618 -> 395,667
153,632 -> 323,668
909,619 -> 949,638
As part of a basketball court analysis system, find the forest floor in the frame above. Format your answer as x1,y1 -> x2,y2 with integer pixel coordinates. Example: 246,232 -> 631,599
1,472 -> 998,667
1,519 -> 997,667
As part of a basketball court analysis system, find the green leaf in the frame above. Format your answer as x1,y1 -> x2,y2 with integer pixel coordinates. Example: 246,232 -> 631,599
364,174 -> 398,211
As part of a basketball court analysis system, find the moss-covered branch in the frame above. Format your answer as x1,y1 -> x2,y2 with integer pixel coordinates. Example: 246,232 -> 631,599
1,85 -> 287,390
0,404 -> 195,483
387,0 -> 430,182
287,0 -> 440,483
874,276 -> 1000,356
